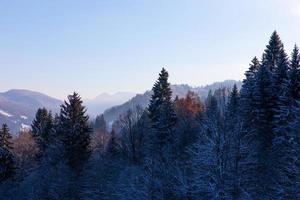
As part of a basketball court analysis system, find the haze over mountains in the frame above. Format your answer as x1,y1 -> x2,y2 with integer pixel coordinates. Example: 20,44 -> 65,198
84,92 -> 136,117
0,80 -> 241,133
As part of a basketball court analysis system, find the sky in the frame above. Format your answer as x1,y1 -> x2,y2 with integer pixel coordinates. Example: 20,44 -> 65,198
1,0 -> 300,99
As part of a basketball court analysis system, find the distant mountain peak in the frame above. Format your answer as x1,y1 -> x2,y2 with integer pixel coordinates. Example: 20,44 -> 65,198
85,91 -> 136,117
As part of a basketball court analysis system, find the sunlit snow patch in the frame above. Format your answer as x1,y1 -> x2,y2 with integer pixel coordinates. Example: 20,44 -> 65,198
20,123 -> 31,131
20,115 -> 28,120
0,109 -> 13,117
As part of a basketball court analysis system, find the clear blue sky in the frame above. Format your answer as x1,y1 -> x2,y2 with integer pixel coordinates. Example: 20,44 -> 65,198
1,0 -> 300,99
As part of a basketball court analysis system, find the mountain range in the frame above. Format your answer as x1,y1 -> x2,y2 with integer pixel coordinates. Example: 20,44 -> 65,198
103,80 -> 242,123
0,89 -> 62,134
0,80 -> 241,134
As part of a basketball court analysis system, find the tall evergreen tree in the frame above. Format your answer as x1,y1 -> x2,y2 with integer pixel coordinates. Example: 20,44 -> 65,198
0,124 -> 13,151
289,45 -> 300,103
225,85 -> 246,199
243,64 -> 276,198
226,84 -> 239,123
59,92 -> 91,170
240,57 -> 260,129
148,68 -> 176,151
0,124 -> 15,182
31,107 -> 54,154
262,31 -> 284,72
271,44 -> 300,199
272,42 -> 291,136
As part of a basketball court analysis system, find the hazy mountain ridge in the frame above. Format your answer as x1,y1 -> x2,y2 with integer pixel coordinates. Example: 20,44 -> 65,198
103,80 -> 242,123
0,89 -> 62,134
85,92 -> 136,117
0,80 -> 241,133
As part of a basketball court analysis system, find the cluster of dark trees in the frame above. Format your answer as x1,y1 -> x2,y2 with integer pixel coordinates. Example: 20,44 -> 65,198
1,31 -> 300,199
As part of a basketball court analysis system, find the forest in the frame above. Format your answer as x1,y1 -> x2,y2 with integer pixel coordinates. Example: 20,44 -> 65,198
1,31 -> 300,199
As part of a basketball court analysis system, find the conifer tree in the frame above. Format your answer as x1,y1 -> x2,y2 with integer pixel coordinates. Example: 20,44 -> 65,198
244,64 -> 276,198
225,85 -> 244,199
226,84 -> 239,123
272,42 -> 291,135
289,45 -> 300,103
0,124 -> 15,182
271,44 -> 300,199
253,63 -> 275,138
148,68 -> 176,151
262,31 -> 284,72
240,57 -> 260,129
0,124 -> 13,151
59,92 -> 91,170
31,107 -> 54,155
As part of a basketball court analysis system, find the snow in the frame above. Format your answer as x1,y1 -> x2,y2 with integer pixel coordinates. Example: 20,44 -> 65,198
20,115 -> 28,120
0,109 -> 13,117
20,123 -> 31,131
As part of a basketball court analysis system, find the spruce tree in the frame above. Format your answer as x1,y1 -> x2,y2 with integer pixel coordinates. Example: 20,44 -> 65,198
289,45 -> 300,103
252,63 -> 275,145
262,31 -> 284,72
244,64 -> 276,198
271,44 -> 300,199
148,68 -> 176,150
0,124 -> 13,150
226,84 -> 239,122
0,124 -> 15,182
59,92 -> 91,170
145,68 -> 178,199
31,107 -> 53,155
272,42 -> 291,136
240,57 -> 260,129
225,85 -> 245,199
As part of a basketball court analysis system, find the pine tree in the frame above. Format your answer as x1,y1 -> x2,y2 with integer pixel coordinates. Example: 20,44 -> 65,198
205,90 -> 220,120
273,42 -> 291,136
289,45 -> 300,103
148,68 -> 176,151
0,124 -> 15,182
225,85 -> 245,199
0,124 -> 13,151
58,92 -> 91,170
271,44 -> 300,199
243,64 -> 276,198
240,57 -> 260,128
226,84 -> 239,123
262,31 -> 284,72
31,107 -> 54,155
289,45 -> 300,197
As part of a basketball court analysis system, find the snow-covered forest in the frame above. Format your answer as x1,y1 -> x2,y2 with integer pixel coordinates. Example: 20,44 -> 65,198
1,31 -> 300,199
